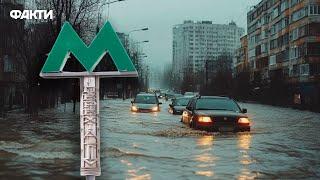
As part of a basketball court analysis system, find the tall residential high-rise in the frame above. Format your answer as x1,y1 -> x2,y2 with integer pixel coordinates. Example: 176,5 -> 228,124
247,0 -> 320,104
172,20 -> 245,80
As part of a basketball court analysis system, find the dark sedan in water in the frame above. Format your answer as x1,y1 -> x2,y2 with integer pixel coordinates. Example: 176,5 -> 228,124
169,97 -> 192,115
181,96 -> 250,132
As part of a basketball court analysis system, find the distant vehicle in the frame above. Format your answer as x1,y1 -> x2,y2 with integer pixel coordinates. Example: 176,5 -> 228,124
169,97 -> 192,115
181,96 -> 250,132
158,92 -> 167,99
165,93 -> 176,100
184,92 -> 199,97
131,93 -> 162,112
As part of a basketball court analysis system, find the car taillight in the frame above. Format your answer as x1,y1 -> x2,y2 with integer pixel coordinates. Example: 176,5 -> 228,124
198,116 -> 212,123
238,118 -> 250,124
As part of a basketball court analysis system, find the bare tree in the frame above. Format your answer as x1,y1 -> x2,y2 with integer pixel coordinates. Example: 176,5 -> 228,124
12,0 -> 102,114
34,0 -> 101,41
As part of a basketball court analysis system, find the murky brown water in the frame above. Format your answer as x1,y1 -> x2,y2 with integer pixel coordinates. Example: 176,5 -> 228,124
0,99 -> 320,179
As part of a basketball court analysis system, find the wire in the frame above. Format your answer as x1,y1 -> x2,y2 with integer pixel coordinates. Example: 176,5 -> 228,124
107,0 -> 111,20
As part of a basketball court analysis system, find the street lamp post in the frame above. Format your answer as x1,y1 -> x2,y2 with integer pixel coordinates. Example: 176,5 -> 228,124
106,0 -> 126,20
97,0 -> 125,34
122,28 -> 149,99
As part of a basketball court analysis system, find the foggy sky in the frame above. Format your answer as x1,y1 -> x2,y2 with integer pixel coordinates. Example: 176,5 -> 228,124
106,0 -> 261,69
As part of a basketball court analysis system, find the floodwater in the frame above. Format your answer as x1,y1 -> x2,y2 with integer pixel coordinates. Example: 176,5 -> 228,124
0,99 -> 320,179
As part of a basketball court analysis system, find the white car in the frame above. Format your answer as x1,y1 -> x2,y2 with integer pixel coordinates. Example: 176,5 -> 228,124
131,93 -> 162,113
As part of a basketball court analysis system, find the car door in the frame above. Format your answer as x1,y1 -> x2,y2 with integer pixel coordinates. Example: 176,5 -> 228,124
183,98 -> 195,124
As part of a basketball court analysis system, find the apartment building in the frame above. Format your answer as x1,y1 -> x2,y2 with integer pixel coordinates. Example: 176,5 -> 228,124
234,35 -> 249,76
247,0 -> 320,105
172,20 -> 244,80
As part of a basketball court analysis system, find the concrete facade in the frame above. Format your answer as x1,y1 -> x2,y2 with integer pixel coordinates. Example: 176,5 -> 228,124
247,0 -> 320,83
246,0 -> 320,107
172,20 -> 244,80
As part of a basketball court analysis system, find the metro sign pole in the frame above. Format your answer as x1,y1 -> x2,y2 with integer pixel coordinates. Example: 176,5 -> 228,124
40,22 -> 138,180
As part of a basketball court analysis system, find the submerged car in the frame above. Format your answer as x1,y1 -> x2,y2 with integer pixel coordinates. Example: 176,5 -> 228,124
169,97 -> 192,115
181,96 -> 250,132
131,93 -> 162,112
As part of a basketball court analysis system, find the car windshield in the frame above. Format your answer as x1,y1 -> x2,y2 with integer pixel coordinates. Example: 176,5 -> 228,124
195,98 -> 240,112
134,95 -> 157,104
173,98 -> 190,106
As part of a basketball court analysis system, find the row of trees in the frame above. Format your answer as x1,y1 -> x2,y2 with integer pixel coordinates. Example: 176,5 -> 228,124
10,0 -> 101,115
165,54 -> 297,107
6,0 -> 146,115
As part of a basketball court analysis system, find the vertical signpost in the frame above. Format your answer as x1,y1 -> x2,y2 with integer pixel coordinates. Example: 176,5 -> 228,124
80,76 -> 100,179
40,21 -> 138,180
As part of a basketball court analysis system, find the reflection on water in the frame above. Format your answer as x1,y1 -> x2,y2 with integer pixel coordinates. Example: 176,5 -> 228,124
237,133 -> 257,179
237,133 -> 252,150
194,135 -> 215,177
120,159 -> 151,180
196,135 -> 214,148
195,170 -> 214,177
1,100 -> 320,179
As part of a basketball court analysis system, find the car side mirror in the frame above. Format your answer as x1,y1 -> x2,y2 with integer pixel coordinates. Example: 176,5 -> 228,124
169,104 -> 173,108
242,108 -> 247,113
131,101 -> 134,104
159,102 -> 163,105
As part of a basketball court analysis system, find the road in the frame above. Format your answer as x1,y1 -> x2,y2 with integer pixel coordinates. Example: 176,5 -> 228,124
0,99 -> 320,179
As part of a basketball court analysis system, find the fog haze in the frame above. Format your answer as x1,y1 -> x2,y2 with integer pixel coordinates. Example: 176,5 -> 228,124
106,0 -> 261,69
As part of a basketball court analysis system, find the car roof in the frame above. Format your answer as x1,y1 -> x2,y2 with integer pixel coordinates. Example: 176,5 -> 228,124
137,93 -> 156,96
175,96 -> 192,100
197,96 -> 231,99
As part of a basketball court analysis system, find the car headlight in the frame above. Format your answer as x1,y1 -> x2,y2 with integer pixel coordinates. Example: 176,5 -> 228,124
182,111 -> 188,117
131,105 -> 138,111
198,116 -> 212,123
152,106 -> 159,112
238,118 -> 250,124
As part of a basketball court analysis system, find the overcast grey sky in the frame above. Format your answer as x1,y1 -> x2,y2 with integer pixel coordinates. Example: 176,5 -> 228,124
106,0 -> 261,69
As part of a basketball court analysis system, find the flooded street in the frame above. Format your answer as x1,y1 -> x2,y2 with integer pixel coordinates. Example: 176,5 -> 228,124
0,99 -> 320,179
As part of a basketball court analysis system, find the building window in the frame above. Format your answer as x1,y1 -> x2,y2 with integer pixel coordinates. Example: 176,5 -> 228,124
3,55 -> 14,72
291,0 -> 302,7
280,0 -> 288,12
269,55 -> 276,65
276,48 -> 289,63
300,64 -> 309,76
309,5 -> 320,15
290,28 -> 299,41
270,39 -> 277,49
291,7 -> 308,22
310,63 -> 320,75
290,46 -> 299,59
291,64 -> 299,76
272,7 -> 280,19
283,67 -> 290,77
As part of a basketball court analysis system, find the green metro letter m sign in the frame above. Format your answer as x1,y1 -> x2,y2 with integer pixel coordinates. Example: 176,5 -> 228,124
40,21 -> 137,78
40,21 -> 138,179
